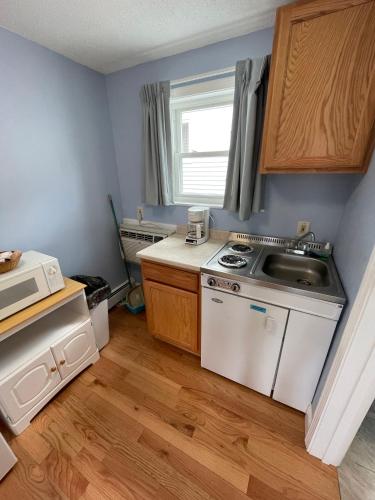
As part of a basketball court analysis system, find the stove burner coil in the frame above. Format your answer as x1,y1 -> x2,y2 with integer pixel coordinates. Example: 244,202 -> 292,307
218,254 -> 247,269
230,244 -> 254,254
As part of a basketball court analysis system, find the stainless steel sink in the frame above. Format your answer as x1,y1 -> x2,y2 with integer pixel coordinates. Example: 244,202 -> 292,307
262,253 -> 330,287
252,246 -> 346,304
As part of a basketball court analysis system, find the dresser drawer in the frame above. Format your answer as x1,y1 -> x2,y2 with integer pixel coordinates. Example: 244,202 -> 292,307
141,260 -> 199,292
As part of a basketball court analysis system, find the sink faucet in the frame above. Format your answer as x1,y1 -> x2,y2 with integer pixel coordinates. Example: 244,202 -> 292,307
296,231 -> 316,245
286,231 -> 317,255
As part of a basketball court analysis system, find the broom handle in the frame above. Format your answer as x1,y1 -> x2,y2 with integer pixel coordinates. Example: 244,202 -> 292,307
108,194 -> 132,285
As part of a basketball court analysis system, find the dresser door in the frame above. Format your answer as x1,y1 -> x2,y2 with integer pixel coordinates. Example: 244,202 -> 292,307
0,349 -> 61,423
51,320 -> 97,379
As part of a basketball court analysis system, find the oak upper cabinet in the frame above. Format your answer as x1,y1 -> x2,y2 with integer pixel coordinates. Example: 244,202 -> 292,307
142,260 -> 200,354
260,0 -> 375,174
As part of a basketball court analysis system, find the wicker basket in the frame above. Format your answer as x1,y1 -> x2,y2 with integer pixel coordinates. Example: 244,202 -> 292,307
0,250 -> 22,274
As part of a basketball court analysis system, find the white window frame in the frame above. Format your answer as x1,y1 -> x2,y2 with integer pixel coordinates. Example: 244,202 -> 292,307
170,87 -> 234,207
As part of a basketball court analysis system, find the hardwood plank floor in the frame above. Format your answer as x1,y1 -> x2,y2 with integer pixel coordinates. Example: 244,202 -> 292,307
0,307 -> 340,499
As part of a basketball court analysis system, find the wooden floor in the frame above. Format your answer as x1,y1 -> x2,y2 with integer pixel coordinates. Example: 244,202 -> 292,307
0,307 -> 340,499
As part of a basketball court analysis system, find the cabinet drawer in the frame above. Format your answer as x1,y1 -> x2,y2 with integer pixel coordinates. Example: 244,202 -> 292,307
142,260 -> 199,292
0,349 -> 61,423
51,319 -> 97,379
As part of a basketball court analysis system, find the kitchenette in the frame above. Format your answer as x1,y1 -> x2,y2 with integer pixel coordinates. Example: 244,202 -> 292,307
1,0 -> 374,497
137,223 -> 346,414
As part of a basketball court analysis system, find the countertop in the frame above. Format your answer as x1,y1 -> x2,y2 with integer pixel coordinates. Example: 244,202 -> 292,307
0,278 -> 85,337
136,234 -> 225,272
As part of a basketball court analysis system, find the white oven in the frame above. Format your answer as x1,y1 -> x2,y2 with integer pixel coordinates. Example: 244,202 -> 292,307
0,251 -> 64,321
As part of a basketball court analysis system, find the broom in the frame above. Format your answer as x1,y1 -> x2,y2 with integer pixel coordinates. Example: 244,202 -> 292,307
108,194 -> 145,314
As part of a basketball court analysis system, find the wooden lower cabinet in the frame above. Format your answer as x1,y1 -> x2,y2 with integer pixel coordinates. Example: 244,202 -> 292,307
142,261 -> 200,354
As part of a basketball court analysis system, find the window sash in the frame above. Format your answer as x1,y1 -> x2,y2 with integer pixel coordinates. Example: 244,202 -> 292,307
171,91 -> 233,206
174,152 -> 229,201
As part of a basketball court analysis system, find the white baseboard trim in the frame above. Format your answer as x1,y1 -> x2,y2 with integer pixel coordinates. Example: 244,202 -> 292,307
108,281 -> 130,309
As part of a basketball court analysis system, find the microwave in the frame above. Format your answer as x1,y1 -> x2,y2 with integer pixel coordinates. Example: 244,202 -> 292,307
0,251 -> 65,321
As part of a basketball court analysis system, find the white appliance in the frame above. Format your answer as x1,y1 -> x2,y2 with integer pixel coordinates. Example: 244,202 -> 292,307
201,273 -> 342,410
0,433 -> 17,479
0,251 -> 64,321
185,206 -> 209,245
200,233 -> 345,412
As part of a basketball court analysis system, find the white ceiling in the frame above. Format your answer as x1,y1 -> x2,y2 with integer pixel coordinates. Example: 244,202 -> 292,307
0,0 -> 286,74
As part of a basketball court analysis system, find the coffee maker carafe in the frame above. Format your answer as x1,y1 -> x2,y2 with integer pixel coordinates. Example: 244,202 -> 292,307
185,206 -> 209,245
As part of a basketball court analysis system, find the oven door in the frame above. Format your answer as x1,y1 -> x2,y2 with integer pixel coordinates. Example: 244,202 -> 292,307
0,267 -> 50,320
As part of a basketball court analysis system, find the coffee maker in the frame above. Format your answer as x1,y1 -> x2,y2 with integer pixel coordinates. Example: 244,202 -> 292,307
185,206 -> 210,245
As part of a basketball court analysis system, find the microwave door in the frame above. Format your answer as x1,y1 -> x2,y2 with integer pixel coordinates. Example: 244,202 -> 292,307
0,267 -> 50,320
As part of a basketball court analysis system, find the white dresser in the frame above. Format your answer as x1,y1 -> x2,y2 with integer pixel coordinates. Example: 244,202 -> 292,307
0,278 -> 99,435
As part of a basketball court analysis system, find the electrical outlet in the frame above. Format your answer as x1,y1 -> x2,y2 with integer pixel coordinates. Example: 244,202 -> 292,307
296,220 -> 311,237
136,206 -> 144,224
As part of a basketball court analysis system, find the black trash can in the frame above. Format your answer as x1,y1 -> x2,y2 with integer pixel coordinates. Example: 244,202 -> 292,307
70,275 -> 111,350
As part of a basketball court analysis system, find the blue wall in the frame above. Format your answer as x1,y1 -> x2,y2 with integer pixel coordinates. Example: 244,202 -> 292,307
0,24 -> 365,297
106,29 -> 359,243
0,27 -> 125,288
312,153 -> 375,412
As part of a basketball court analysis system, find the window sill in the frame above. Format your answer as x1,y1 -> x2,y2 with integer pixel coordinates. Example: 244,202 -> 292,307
172,201 -> 224,209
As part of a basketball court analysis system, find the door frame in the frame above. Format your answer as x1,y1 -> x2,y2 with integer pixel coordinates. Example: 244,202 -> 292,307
305,244 -> 375,465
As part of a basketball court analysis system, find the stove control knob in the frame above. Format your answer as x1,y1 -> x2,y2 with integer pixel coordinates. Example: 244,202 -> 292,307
207,277 -> 217,287
231,283 -> 240,292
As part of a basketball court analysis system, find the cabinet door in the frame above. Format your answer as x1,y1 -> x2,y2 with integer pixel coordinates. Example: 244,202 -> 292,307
273,311 -> 337,412
51,320 -> 97,379
260,0 -> 375,173
0,349 -> 61,423
143,280 -> 199,353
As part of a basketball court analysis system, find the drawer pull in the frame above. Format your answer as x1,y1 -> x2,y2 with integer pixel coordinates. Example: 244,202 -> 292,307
59,360 -> 66,365
50,366 -> 57,373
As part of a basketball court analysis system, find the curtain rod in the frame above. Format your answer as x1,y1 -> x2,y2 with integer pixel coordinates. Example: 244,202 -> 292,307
171,66 -> 235,87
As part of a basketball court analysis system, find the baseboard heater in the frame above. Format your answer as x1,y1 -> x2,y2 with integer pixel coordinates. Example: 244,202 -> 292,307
107,281 -> 130,309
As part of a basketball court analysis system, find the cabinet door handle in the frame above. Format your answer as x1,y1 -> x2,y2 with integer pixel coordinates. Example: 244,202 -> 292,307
50,366 -> 57,373
59,360 -> 66,365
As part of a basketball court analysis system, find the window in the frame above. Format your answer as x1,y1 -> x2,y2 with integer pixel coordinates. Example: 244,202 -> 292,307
170,72 -> 234,207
